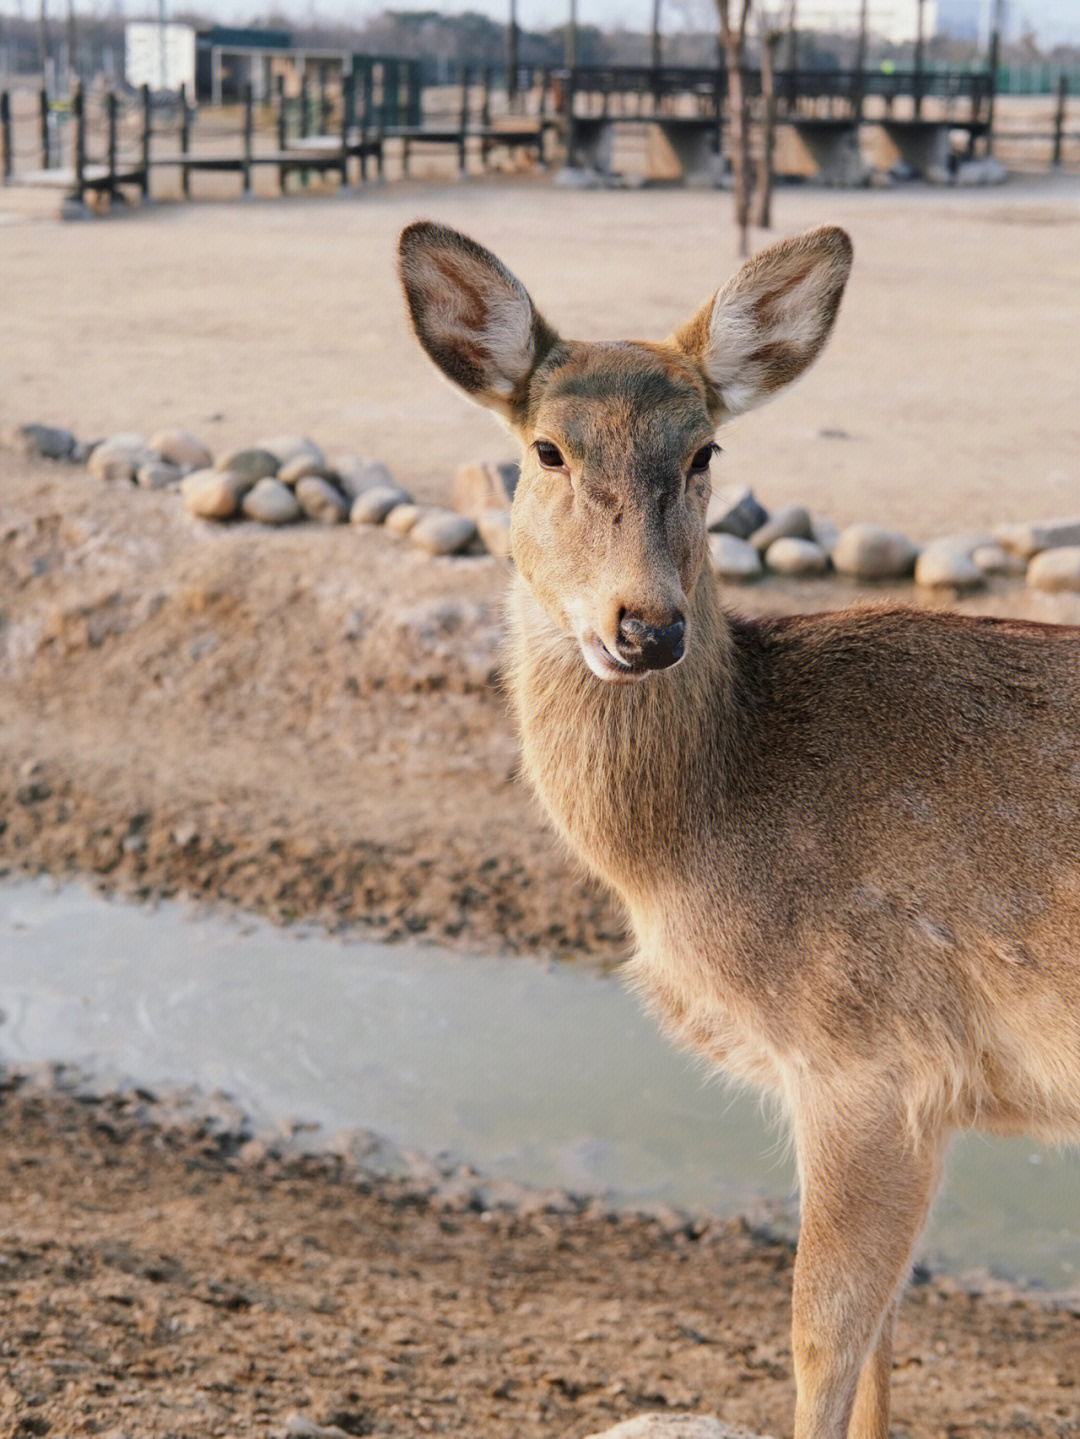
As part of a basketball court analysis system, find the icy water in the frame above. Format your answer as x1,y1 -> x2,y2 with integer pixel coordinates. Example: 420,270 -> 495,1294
1,874 -> 1078,1291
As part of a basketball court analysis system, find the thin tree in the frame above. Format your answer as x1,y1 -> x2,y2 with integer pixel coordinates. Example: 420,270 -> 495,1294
753,17 -> 780,229
715,0 -> 753,258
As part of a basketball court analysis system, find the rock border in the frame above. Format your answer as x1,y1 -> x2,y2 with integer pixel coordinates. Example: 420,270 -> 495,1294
8,422 -> 1080,594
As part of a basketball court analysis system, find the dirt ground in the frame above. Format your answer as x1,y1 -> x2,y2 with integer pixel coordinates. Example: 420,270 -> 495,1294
3,176 -> 1080,1437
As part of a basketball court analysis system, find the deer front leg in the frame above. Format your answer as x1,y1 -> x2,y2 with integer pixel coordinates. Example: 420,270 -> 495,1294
790,1097 -> 946,1439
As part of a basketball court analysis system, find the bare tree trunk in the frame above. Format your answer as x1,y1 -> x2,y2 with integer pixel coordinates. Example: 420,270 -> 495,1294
716,0 -> 753,260
753,27 -> 778,230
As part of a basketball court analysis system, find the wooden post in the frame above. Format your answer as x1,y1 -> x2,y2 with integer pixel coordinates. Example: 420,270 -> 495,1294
242,79 -> 253,195
106,88 -> 117,196
139,83 -> 151,199
1052,70 -> 1067,168
985,0 -> 1001,157
0,92 -> 12,182
507,0 -> 519,114
72,80 -> 84,200
340,67 -> 353,187
40,85 -> 50,167
913,0 -> 925,119
753,29 -> 778,228
458,62 -> 470,175
275,74 -> 287,193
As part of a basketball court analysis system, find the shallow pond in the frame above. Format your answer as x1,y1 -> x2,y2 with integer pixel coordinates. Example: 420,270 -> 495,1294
1,874 -> 1077,1291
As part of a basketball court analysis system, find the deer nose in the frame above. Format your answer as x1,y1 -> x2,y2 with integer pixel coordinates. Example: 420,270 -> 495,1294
615,612 -> 686,671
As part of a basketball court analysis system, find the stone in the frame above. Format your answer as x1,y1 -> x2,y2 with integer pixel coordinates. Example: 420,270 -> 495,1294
333,456 -> 395,501
11,423 -> 77,460
1027,547 -> 1080,593
832,523 -> 918,580
477,507 -> 512,559
750,504 -> 813,552
994,519 -> 1080,561
956,156 -> 1008,186
915,539 -> 985,590
88,434 -> 156,482
709,532 -> 762,582
258,435 -> 325,470
765,536 -> 828,575
451,460 -> 520,520
706,483 -> 768,539
242,477 -> 302,525
180,468 -> 248,520
148,428 -> 212,470
136,459 -> 183,490
810,516 -> 840,551
584,1418 -> 766,1439
384,503 -> 423,537
214,447 -> 280,482
972,543 -> 1027,577
278,454 -> 333,486
350,484 -> 412,525
295,475 -> 348,524
410,509 -> 479,556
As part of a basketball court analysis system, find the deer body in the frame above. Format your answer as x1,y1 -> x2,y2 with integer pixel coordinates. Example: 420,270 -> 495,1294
398,221 -> 1080,1439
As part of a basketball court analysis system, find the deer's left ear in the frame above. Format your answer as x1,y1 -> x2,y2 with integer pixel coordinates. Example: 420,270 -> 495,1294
670,226 -> 852,419
398,221 -> 559,420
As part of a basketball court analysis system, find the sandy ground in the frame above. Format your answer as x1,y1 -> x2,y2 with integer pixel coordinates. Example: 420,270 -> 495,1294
3,175 -> 1080,1437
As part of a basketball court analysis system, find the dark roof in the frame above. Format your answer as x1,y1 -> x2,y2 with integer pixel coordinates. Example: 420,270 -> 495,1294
196,26 -> 292,50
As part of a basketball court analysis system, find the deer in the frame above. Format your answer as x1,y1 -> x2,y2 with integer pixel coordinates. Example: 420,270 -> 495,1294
397,219 -> 1080,1439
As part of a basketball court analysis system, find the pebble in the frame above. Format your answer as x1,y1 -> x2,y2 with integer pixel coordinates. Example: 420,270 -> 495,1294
180,468 -> 249,520
11,422 -> 78,460
214,447 -> 280,482
994,519 -> 1080,560
1027,547 -> 1080,593
148,428 -> 212,470
278,454 -> 332,486
750,504 -> 813,552
410,508 -> 479,556
136,459 -> 182,490
452,460 -> 520,520
333,456 -> 395,501
242,477 -> 302,525
88,434 -> 156,482
258,435 -> 325,470
972,542 -> 1027,576
832,523 -> 918,580
294,475 -> 348,524
709,532 -> 762,581
706,483 -> 768,539
811,515 -> 840,551
585,1418 -> 762,1439
384,502 -> 423,536
349,484 -> 411,525
765,536 -> 828,575
477,507 -> 512,559
914,539 -> 984,590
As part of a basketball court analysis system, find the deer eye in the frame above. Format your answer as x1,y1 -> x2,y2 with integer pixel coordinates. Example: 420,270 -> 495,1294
689,444 -> 717,474
534,440 -> 566,471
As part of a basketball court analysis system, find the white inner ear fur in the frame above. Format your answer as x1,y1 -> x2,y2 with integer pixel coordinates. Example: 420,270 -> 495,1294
412,246 -> 538,398
703,266 -> 836,418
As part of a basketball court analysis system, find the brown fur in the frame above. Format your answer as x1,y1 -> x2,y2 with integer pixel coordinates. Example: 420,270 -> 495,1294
398,221 -> 1080,1439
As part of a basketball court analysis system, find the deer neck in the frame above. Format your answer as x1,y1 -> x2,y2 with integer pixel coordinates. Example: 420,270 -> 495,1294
507,570 -> 733,906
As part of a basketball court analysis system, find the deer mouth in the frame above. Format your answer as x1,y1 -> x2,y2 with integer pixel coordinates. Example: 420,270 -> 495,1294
580,631 -> 651,683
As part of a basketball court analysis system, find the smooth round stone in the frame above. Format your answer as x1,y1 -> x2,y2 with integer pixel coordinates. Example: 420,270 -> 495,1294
915,540 -> 984,590
242,477 -> 302,525
995,519 -> 1080,561
295,474 -> 348,524
709,532 -> 762,582
584,1418 -> 762,1439
278,454 -> 333,486
384,503 -> 423,536
765,536 -> 828,575
258,435 -> 325,469
181,468 -> 247,520
410,509 -> 479,556
12,423 -> 77,460
477,507 -> 512,559
811,516 -> 840,551
832,523 -> 918,580
88,434 -> 155,482
136,459 -> 183,489
334,456 -> 395,501
350,485 -> 411,525
214,447 -> 280,482
706,482 -> 768,539
1027,547 -> 1080,593
972,543 -> 1027,577
750,504 -> 813,552
149,428 -> 212,470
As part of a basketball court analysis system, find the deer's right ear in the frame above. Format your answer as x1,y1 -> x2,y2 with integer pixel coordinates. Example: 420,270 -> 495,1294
398,222 -> 557,419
